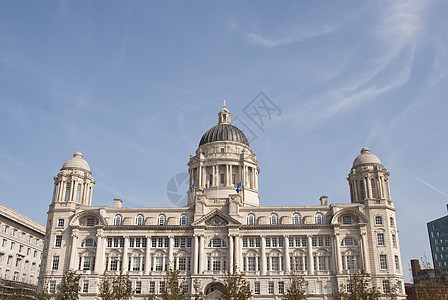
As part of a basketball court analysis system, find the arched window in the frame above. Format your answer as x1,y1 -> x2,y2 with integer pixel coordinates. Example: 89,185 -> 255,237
292,213 -> 301,224
113,214 -> 122,226
135,214 -> 144,226
179,214 -> 188,226
315,213 -> 323,224
157,214 -> 166,225
247,214 -> 255,225
270,213 -> 278,225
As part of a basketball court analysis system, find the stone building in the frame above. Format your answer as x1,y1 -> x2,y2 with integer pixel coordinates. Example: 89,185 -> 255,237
0,203 -> 45,291
39,104 -> 405,299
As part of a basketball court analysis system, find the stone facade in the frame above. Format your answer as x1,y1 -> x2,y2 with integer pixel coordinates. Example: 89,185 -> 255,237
0,203 -> 45,286
39,104 -> 405,299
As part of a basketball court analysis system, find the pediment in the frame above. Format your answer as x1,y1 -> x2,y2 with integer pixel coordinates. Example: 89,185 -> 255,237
206,290 -> 224,299
192,209 -> 241,227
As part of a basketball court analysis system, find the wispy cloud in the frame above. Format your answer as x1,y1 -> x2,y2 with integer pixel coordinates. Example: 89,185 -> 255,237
246,26 -> 336,48
416,177 -> 448,198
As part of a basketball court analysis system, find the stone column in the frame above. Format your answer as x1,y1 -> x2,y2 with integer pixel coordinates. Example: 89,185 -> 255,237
230,165 -> 233,186
145,237 -> 151,274
121,236 -> 128,273
284,236 -> 290,273
193,235 -> 199,274
361,232 -> 370,271
334,233 -> 342,274
69,230 -> 79,270
229,235 -> 234,272
307,235 -> 314,275
366,175 -> 371,199
198,165 -> 202,188
234,235 -> 240,271
198,235 -> 204,274
169,236 -> 175,268
95,229 -> 105,274
261,236 -> 266,275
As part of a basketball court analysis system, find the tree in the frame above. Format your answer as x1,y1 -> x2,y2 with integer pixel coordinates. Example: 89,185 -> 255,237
283,271 -> 307,300
56,270 -> 81,300
97,271 -> 134,300
192,279 -> 205,300
221,267 -> 252,300
333,269 -> 380,300
35,277 -> 53,300
160,268 -> 185,300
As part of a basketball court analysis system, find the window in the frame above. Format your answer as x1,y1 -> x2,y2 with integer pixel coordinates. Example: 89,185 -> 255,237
279,281 -> 285,294
75,184 -> 81,202
268,281 -> 274,294
271,257 -> 280,271
212,257 -> 221,271
377,233 -> 385,246
316,281 -> 323,294
52,256 -> 59,270
380,255 -> 387,270
49,281 -> 57,293
209,238 -> 226,248
232,174 -> 236,184
134,281 -> 142,294
270,213 -> 278,225
346,280 -> 353,293
390,217 -> 395,226
82,257 -> 93,270
292,213 -> 301,224
254,282 -> 260,295
247,214 -> 255,225
83,239 -> 95,247
159,281 -> 165,294
135,214 -> 144,225
220,174 -> 224,184
64,182 -> 71,201
83,280 -> 89,293
395,255 -> 400,270
220,148 -> 224,154
109,257 -> 120,271
157,214 -> 166,225
179,214 -> 188,225
114,215 -> 122,226
371,179 -> 377,198
149,281 -> 156,293
86,218 -> 95,226
342,216 -> 352,225
382,280 -> 390,294
392,234 -> 397,247
57,219 -> 64,227
247,257 -> 256,271
359,179 -> 366,200
55,236 -> 62,247
315,213 -> 323,224
375,216 -> 383,225
155,257 -> 164,271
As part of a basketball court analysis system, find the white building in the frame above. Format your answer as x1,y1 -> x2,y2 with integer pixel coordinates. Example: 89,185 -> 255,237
0,203 -> 45,285
39,104 -> 405,299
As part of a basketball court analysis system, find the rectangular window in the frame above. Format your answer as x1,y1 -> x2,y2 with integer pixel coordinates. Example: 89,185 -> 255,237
220,174 -> 224,184
64,182 -> 71,201
342,216 -> 352,224
52,256 -> 59,270
135,281 -> 142,294
312,237 -> 317,247
83,257 -> 92,270
133,257 -> 141,271
271,257 -> 280,271
268,281 -> 274,294
318,256 -> 326,270
49,281 -> 57,293
110,257 -> 120,271
377,233 -> 385,246
375,216 -> 383,225
155,257 -> 163,271
254,282 -> 260,295
55,235 -> 62,247
178,257 -> 186,271
212,257 -> 221,271
266,238 -> 271,247
249,237 -> 255,248
57,219 -> 64,227
149,281 -> 156,293
380,255 -> 388,270
390,217 -> 394,226
279,281 -> 285,294
232,174 -> 236,184
272,237 -> 278,247
10,242 -> 14,250
187,238 -> 192,248
183,283 -> 189,294
159,281 -> 165,294
395,255 -> 400,270
392,234 -> 397,247
316,281 -> 323,294
83,280 -> 89,293
248,257 -> 256,271
382,280 -> 390,294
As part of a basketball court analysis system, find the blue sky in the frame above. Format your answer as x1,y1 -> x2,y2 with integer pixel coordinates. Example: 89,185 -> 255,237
1,0 -> 448,282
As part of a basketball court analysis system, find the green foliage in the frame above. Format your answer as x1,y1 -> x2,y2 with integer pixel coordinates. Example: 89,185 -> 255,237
221,267 -> 252,300
56,270 -> 81,300
160,268 -> 185,300
97,271 -> 134,300
192,279 -> 205,300
333,270 -> 380,300
283,272 -> 307,300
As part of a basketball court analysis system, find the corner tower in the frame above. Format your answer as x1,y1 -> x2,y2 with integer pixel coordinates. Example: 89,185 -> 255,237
347,147 -> 392,204
52,152 -> 95,205
187,103 -> 260,206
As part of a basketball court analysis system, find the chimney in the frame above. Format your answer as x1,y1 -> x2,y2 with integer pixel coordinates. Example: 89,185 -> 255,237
411,259 -> 421,279
320,195 -> 328,206
114,198 -> 123,208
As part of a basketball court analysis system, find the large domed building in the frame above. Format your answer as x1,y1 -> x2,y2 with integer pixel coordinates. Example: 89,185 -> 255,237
39,104 -> 405,299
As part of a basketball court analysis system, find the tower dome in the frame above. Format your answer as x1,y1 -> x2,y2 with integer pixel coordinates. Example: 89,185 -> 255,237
199,102 -> 249,147
352,147 -> 382,168
62,152 -> 91,172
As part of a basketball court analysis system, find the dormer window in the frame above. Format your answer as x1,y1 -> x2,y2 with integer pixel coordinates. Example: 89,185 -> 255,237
247,214 -> 255,225
292,213 -> 301,225
270,213 -> 278,225
113,215 -> 122,226
315,213 -> 323,224
179,214 -> 188,226
157,214 -> 166,225
135,214 -> 144,226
